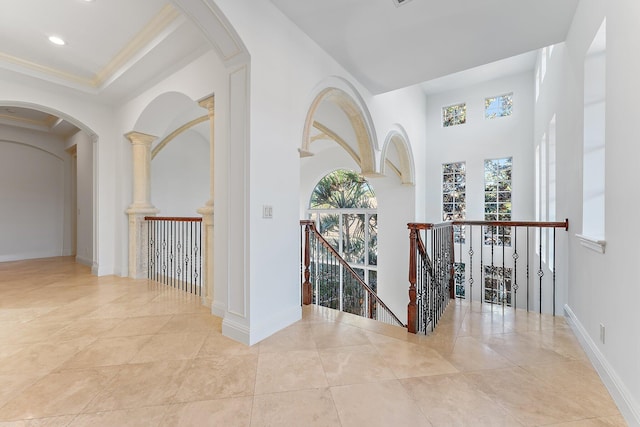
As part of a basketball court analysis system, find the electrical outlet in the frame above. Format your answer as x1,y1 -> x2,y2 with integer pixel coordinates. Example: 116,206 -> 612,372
262,205 -> 273,219
599,323 -> 605,344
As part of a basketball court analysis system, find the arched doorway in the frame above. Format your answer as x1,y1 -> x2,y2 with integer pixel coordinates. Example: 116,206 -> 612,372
0,105 -> 95,266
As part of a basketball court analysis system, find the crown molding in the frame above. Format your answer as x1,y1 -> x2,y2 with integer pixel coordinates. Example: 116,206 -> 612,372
93,4 -> 181,87
0,4 -> 182,94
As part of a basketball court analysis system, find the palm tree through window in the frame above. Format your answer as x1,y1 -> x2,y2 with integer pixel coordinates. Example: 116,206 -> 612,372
308,170 -> 378,291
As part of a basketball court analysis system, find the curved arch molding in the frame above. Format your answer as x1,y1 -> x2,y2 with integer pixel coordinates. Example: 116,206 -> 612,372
151,115 -> 208,159
380,125 -> 415,186
301,77 -> 378,176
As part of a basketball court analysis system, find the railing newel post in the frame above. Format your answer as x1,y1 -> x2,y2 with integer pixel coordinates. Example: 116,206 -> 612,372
408,225 -> 418,334
302,221 -> 313,305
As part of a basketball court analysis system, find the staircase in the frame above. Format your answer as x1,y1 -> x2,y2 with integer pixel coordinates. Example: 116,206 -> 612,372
300,220 -> 404,328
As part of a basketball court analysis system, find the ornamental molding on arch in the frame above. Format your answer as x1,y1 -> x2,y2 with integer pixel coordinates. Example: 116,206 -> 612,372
380,125 -> 415,186
300,76 -> 378,176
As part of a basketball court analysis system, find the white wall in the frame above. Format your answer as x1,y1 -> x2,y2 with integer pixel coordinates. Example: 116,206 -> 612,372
370,85 -> 427,220
0,126 -> 69,261
67,131 -> 94,266
151,128 -> 209,217
536,0 -> 640,424
422,73 -> 535,307
425,72 -> 535,223
374,174 -> 415,324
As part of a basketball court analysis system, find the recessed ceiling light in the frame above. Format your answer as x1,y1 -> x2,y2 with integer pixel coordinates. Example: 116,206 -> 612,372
48,36 -> 65,46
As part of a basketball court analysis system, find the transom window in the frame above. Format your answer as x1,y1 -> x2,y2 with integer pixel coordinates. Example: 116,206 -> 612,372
484,157 -> 512,246
485,93 -> 513,119
442,103 -> 466,127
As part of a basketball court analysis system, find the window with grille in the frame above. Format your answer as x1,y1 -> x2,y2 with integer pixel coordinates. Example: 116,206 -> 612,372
483,265 -> 512,305
485,93 -> 513,119
484,157 -> 512,246
442,103 -> 466,127
442,161 -> 466,243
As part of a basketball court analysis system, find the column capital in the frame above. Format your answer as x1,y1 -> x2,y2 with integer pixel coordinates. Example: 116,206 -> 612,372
198,94 -> 215,114
125,131 -> 157,146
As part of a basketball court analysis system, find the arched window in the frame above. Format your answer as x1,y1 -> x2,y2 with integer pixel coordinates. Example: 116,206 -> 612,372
307,169 -> 378,290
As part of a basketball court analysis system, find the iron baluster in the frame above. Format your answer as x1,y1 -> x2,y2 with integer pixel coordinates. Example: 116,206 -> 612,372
526,226 -> 530,312
468,225 -> 474,304
553,227 -> 556,316
513,228 -> 519,309
538,226 -> 544,314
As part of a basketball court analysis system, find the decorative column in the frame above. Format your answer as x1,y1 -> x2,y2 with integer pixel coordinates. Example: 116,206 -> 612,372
197,95 -> 215,307
125,131 -> 159,279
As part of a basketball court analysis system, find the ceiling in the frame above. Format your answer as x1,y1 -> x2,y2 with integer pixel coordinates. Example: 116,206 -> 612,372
0,0 -> 208,138
269,0 -> 580,94
0,0 -> 580,137
0,0 -> 208,100
0,106 -> 79,138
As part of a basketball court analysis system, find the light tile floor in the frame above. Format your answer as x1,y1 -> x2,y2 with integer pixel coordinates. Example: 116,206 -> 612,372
0,257 -> 627,426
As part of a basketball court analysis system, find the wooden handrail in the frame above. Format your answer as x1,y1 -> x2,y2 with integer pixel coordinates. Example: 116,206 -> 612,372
301,220 -> 405,327
144,216 -> 203,222
453,219 -> 569,230
409,219 -> 569,231
407,222 -> 433,230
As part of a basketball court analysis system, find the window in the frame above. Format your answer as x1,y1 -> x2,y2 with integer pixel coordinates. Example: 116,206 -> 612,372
484,157 -> 512,246
485,93 -> 513,119
442,161 -> 466,242
581,19 -> 606,245
308,169 -> 378,290
442,103 -> 466,127
483,265 -> 512,305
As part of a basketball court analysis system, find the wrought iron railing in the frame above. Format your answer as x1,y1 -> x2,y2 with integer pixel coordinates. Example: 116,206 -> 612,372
301,220 -> 405,327
146,216 -> 202,295
407,223 -> 454,334
408,219 -> 569,334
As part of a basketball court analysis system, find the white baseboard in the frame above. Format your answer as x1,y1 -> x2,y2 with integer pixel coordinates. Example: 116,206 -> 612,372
222,316 -> 251,346
564,304 -> 640,426
0,251 -> 59,263
249,304 -> 301,345
75,255 -> 92,267
201,296 -> 212,309
211,300 -> 226,318
221,304 -> 302,346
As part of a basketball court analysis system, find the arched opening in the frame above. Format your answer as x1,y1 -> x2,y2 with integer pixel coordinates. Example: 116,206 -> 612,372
381,126 -> 415,186
0,104 -> 95,266
307,169 -> 378,301
131,91 -> 211,217
300,78 -> 378,176
299,80 -> 419,325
